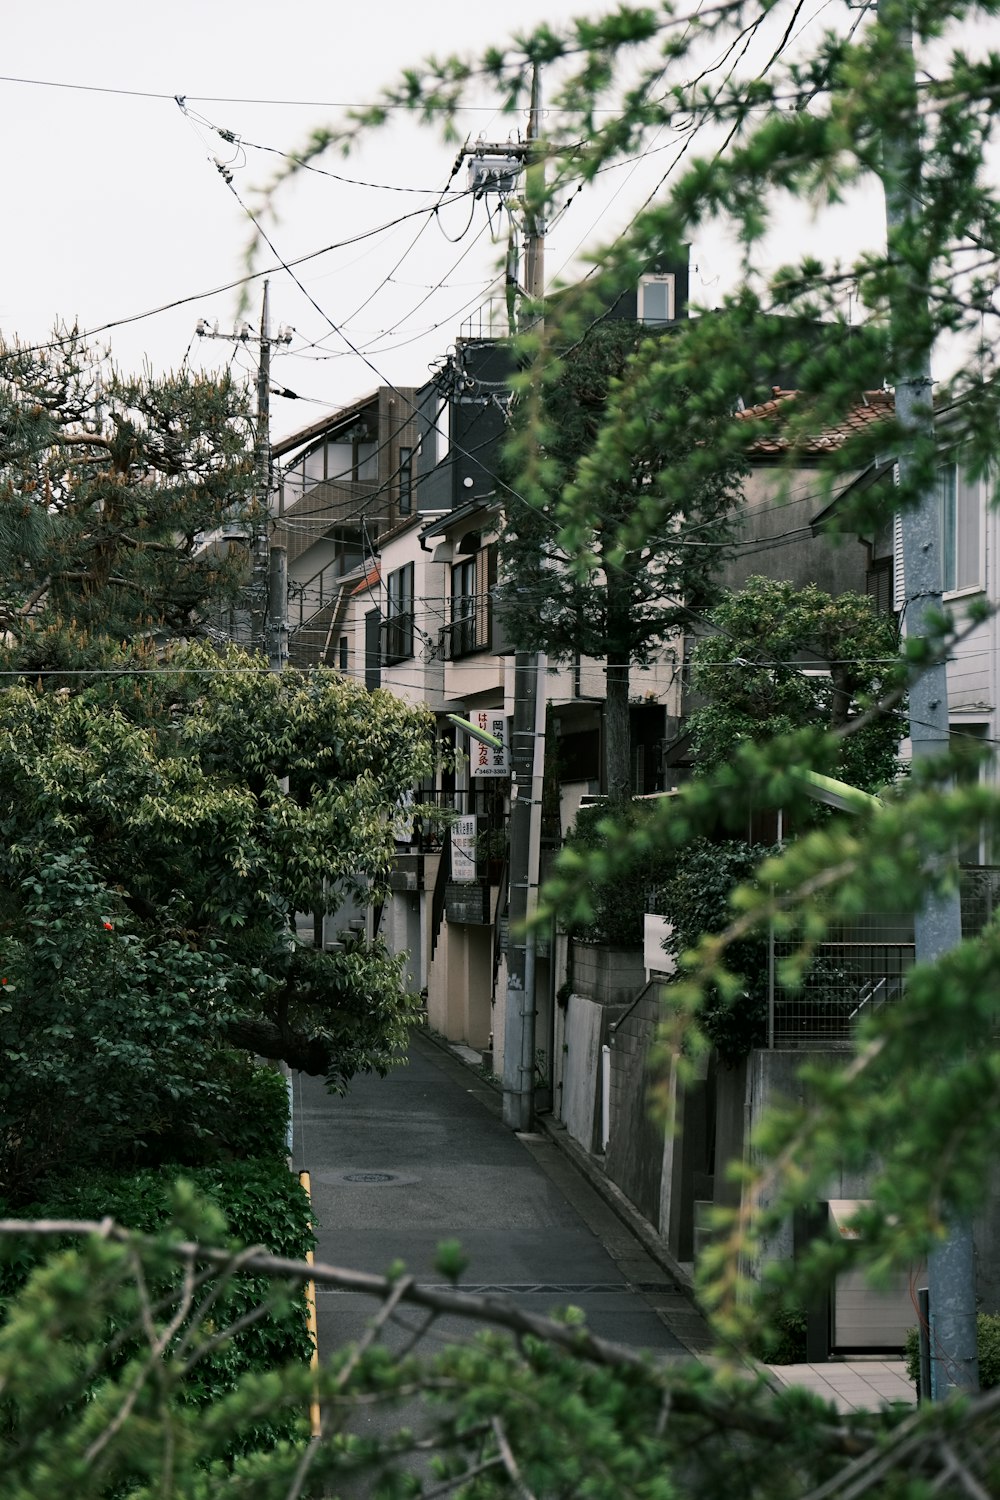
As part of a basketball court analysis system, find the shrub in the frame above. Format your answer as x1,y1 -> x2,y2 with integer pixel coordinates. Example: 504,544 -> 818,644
657,838 -> 780,1065
566,800 -> 676,947
904,1311 -> 1000,1394
750,1305 -> 807,1365
164,1053 -> 291,1166
0,1161 -> 315,1455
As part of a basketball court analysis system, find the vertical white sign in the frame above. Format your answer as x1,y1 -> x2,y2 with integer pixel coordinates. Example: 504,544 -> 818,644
471,711 -> 511,778
451,814 -> 478,882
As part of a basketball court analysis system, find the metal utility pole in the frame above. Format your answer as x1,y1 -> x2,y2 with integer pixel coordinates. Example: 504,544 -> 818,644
502,66 -> 548,1132
878,0 -> 978,1399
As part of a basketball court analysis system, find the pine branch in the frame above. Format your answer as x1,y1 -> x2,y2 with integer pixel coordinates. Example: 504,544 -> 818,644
0,1215 -> 874,1459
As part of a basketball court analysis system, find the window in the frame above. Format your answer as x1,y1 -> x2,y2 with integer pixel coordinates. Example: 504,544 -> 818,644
952,724 -> 989,865
338,634 -> 349,672
382,562 -> 414,664
938,462 -> 981,593
365,610 -> 381,691
637,273 -> 675,325
398,446 -> 413,515
449,547 -> 494,657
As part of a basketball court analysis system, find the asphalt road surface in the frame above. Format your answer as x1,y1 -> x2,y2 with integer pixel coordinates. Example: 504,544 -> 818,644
291,1029 -> 695,1361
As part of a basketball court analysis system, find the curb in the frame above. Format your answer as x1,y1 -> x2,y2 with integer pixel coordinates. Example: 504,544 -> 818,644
531,1111 -> 697,1298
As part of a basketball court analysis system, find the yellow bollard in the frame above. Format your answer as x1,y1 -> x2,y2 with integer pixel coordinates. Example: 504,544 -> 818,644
297,1170 -> 322,1438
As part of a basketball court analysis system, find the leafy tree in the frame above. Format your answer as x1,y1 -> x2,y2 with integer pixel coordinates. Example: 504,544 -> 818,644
0,643 -> 435,1201
689,577 -> 903,792
0,329 -> 256,673
5,0 -> 1000,1485
498,319 -> 745,804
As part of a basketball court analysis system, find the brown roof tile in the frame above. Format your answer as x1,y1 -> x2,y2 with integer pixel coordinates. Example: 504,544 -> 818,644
738,388 -> 893,454
351,566 -> 380,596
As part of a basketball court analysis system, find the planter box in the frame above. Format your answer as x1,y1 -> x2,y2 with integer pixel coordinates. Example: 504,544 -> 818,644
389,853 -> 424,892
570,940 -> 646,1006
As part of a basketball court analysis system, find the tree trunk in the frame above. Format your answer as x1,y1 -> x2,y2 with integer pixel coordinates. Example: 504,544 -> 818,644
605,661 -> 632,807
604,567 -> 633,808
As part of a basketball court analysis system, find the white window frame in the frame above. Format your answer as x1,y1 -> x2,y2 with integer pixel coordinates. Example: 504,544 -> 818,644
637,273 -> 675,325
938,461 -> 983,597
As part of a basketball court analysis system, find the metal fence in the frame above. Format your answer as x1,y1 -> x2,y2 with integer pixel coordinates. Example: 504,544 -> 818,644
771,867 -> 1000,1048
771,920 -> 914,1049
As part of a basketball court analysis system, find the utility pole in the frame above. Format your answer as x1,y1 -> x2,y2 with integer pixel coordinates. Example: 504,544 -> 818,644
501,66 -> 547,1132
253,282 -> 273,656
878,0 -> 978,1400
462,72 -> 549,1129
195,281 -> 292,655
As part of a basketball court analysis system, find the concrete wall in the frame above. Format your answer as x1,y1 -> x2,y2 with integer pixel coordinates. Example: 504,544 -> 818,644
571,942 -> 647,1007
562,994 -> 618,1153
726,465 -> 872,598
381,891 -> 421,997
605,987 -> 666,1229
747,1049 -> 874,1272
426,920 -> 493,1049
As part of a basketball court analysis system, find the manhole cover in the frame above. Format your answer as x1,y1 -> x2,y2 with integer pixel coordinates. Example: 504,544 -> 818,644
312,1168 -> 416,1188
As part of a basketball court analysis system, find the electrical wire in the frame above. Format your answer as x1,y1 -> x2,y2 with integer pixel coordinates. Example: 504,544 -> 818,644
5,193 -> 483,360
283,145 -> 471,355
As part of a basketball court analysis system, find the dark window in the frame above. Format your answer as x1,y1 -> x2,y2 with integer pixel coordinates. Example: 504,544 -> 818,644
865,559 -> 893,616
338,634 -> 349,672
398,446 -> 413,515
448,546 -> 494,658
365,609 -> 381,690
382,562 -> 414,663
450,557 -> 477,657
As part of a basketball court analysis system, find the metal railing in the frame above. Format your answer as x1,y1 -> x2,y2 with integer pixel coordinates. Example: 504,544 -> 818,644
771,935 -> 913,1048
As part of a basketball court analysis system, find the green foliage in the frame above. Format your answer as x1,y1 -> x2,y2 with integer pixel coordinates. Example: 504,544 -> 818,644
433,1238 -> 470,1284
904,1313 -> 1000,1395
2,1212 -> 998,1499
0,644 -> 434,1198
498,319 -> 744,661
0,331 -> 256,671
0,1186 -> 315,1486
563,799 -> 677,946
657,838 -> 780,1065
0,843 -> 243,1197
11,0 -> 1000,1487
750,1305 -> 808,1366
498,318 -> 746,800
689,579 -> 903,792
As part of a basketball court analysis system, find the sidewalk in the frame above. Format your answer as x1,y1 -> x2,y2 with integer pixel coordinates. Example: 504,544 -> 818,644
432,1035 -> 918,1414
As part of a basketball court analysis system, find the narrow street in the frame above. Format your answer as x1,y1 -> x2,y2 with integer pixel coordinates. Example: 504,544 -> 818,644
291,1029 -> 704,1365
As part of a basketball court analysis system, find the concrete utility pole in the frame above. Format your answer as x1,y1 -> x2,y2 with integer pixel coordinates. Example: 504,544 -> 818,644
268,543 -> 289,676
502,66 -> 548,1132
195,281 -> 292,655
878,0 -> 978,1399
253,283 -> 273,655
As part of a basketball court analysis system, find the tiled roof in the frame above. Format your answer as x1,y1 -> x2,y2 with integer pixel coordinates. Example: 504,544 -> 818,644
351,566 -> 380,596
738,388 -> 894,454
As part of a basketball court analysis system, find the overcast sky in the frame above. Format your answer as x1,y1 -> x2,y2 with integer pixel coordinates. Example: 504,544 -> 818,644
1,0 -> 646,438
3,2 -> 993,443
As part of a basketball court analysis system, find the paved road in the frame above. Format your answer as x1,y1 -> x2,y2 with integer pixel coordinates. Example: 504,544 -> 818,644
291,1029 -> 698,1363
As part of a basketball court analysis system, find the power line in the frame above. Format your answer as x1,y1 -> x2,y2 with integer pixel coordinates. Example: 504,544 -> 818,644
6,197 -> 475,359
